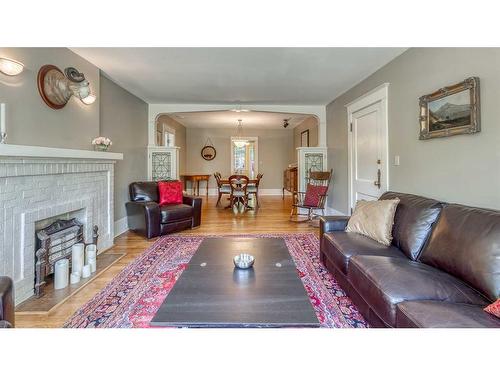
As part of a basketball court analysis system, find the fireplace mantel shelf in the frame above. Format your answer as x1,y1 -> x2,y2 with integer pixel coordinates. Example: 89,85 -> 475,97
0,144 -> 123,160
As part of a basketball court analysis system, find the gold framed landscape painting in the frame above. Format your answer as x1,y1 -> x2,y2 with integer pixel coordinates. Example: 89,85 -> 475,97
419,76 -> 480,139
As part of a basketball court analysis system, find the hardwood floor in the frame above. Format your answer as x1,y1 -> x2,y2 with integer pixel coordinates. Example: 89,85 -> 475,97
15,195 -> 318,328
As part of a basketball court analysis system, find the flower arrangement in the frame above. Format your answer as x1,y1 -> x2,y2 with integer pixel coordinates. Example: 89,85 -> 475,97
92,137 -> 112,151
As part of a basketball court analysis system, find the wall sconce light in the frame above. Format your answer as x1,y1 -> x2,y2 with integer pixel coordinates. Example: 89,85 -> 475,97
80,93 -> 96,105
0,57 -> 24,76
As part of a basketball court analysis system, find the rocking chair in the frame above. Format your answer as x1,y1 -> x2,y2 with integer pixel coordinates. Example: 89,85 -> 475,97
290,169 -> 333,223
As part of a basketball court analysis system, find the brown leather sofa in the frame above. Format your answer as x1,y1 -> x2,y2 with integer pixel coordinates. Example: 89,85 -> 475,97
126,181 -> 202,239
0,276 -> 14,328
320,192 -> 500,328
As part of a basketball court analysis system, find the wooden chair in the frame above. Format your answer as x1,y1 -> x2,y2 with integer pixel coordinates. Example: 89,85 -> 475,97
228,175 -> 250,211
247,173 -> 263,208
290,169 -> 333,222
214,172 -> 231,207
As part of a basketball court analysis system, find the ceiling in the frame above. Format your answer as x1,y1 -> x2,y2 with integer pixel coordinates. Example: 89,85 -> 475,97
71,48 -> 406,105
165,111 -> 313,129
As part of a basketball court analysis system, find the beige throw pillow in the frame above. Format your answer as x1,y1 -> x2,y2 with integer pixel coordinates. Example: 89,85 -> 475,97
345,198 -> 400,246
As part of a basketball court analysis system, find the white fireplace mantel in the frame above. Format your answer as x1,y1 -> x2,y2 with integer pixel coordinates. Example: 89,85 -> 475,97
0,144 -> 123,160
0,144 -> 121,304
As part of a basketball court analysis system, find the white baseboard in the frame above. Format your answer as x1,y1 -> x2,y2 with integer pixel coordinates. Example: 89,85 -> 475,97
324,207 -> 348,216
114,216 -> 129,238
260,189 -> 289,196
186,188 -> 291,196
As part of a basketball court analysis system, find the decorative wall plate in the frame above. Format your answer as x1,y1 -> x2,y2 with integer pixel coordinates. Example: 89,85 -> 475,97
37,65 -> 66,109
201,145 -> 216,160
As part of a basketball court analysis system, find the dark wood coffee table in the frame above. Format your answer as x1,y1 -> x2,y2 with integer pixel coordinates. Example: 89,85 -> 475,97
151,237 -> 320,328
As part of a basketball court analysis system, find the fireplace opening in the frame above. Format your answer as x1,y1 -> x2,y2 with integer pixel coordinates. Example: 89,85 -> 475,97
34,210 -> 98,297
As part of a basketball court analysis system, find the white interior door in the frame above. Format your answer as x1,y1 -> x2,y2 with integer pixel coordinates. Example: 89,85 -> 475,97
348,84 -> 389,212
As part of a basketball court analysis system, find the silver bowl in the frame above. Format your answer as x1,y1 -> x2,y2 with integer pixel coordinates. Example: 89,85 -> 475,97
233,253 -> 255,269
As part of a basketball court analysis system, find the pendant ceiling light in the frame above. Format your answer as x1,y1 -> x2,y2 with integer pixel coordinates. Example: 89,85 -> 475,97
233,119 -> 249,147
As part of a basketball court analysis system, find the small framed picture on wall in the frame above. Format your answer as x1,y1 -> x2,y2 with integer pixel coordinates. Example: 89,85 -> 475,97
301,129 -> 309,147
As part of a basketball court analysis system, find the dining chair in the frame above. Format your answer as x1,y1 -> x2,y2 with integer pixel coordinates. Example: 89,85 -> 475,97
214,172 -> 231,207
228,174 -> 250,211
247,173 -> 263,208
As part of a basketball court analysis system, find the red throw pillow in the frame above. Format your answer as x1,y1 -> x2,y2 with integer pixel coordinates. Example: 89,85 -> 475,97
484,298 -> 500,319
158,181 -> 183,205
303,184 -> 328,207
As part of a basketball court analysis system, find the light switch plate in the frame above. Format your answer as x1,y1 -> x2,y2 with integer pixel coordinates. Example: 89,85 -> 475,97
394,155 -> 400,166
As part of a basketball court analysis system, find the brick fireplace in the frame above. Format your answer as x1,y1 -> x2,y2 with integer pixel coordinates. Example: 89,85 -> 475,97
0,144 -> 122,304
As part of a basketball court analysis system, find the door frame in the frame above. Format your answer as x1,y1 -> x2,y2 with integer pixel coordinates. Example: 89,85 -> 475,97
230,136 -> 259,176
346,83 -> 389,213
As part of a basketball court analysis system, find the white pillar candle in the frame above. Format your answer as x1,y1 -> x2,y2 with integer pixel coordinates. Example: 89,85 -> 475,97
88,259 -> 97,273
54,259 -> 69,290
0,103 -> 6,135
82,264 -> 91,278
85,244 -> 97,264
71,243 -> 85,275
70,272 -> 81,284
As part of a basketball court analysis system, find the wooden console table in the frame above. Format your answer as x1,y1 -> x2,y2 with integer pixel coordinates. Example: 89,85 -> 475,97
181,174 -> 210,196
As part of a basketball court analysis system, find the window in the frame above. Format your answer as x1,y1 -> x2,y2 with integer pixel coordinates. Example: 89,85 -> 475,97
155,122 -> 176,147
231,137 -> 258,178
164,130 -> 175,147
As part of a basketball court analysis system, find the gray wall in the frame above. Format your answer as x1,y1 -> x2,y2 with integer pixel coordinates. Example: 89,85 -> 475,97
293,116 -> 318,162
155,114 -> 187,174
100,74 -> 148,220
0,48 -> 100,148
326,48 -> 500,214
186,127 -> 294,190
0,47 -> 149,223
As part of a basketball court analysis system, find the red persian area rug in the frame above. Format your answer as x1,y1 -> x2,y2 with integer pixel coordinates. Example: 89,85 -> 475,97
64,233 -> 368,328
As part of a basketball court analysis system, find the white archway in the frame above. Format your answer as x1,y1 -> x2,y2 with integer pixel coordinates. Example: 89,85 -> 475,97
147,103 -> 327,147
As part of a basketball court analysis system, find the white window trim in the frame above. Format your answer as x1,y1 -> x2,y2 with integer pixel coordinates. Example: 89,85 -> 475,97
230,136 -> 259,176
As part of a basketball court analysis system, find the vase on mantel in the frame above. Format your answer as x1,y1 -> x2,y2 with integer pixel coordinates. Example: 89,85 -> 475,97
92,137 -> 112,152
94,144 -> 109,152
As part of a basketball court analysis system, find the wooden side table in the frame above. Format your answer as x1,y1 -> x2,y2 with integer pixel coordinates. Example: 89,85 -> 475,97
181,174 -> 210,196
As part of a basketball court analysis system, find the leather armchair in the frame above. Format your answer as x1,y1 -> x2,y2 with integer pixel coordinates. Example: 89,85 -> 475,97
0,276 -> 14,328
126,181 -> 202,239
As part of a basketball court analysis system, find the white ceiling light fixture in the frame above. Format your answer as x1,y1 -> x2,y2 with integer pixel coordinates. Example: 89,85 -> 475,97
0,57 -> 24,76
233,119 -> 249,147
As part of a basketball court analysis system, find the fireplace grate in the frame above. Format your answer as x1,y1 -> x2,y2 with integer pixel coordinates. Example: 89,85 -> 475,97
35,218 -> 98,297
